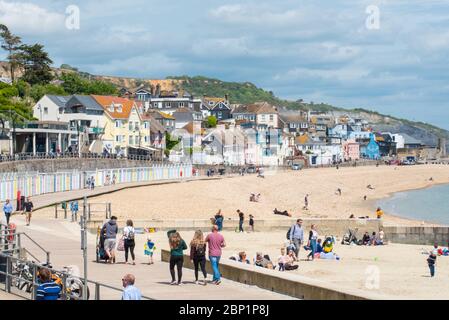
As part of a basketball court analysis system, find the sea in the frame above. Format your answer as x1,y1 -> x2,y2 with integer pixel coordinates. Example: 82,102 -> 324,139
378,184 -> 449,225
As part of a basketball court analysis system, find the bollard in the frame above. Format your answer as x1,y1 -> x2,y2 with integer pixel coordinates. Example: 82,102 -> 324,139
64,206 -> 67,220
5,257 -> 11,293
95,283 -> 100,300
31,265 -> 37,300
55,204 -> 58,219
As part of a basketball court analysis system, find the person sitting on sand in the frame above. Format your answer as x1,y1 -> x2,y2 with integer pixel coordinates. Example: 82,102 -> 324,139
273,208 -> 291,217
429,177 -> 434,181
249,193 -> 261,202
378,229 -> 385,245
254,252 -> 274,269
367,184 -> 375,190
349,214 -> 355,219
238,251 -> 250,264
370,232 -> 377,245
336,188 -> 342,196
284,249 -> 299,270
362,232 -> 371,245
364,195 -> 367,201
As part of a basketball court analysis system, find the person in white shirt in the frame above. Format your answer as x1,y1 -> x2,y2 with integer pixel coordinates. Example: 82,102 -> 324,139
123,220 -> 136,265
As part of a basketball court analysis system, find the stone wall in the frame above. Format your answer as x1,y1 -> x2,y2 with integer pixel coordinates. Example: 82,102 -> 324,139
0,158 -> 161,173
384,226 -> 449,245
160,250 -> 383,300
87,218 -> 382,236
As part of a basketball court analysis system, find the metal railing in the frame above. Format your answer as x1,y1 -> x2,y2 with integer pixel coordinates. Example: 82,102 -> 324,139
0,224 -> 50,265
54,202 -> 111,222
0,253 -> 154,300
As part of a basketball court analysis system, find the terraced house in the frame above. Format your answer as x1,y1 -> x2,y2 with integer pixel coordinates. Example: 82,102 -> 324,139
92,95 -> 151,156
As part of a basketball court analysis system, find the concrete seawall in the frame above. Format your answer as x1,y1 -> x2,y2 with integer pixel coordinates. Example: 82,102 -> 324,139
87,218 -> 383,236
384,225 -> 449,245
160,250 -> 384,300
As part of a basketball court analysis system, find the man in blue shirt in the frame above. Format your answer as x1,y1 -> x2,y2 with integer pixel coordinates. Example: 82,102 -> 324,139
121,274 -> 141,300
3,199 -> 13,225
36,268 -> 61,300
289,219 -> 304,258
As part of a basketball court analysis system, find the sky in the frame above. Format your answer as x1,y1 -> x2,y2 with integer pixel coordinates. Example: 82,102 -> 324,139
1,0 -> 449,129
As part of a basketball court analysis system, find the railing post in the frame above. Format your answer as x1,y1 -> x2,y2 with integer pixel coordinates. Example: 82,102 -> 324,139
95,283 -> 100,300
5,256 -> 11,293
46,252 -> 50,265
62,273 -> 68,300
108,203 -> 112,219
64,204 -> 67,219
31,264 -> 37,300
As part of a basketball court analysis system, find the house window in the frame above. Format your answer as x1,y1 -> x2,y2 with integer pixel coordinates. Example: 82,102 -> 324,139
269,114 -> 274,121
144,136 -> 149,143
115,120 -> 121,128
129,136 -> 133,145
109,105 -> 114,112
179,102 -> 185,108
261,115 -> 266,121
165,102 -> 171,108
144,121 -> 149,129
129,122 -> 133,130
44,107 -> 48,115
218,112 -> 222,119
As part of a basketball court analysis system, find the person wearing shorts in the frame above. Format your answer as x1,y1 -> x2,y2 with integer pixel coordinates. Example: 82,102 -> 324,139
23,197 -> 34,226
102,216 -> 118,263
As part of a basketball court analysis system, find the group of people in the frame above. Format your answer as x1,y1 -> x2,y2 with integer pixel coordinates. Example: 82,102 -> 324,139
168,225 -> 226,285
361,230 -> 385,246
99,216 -> 156,265
86,176 -> 95,190
213,209 -> 254,233
2,196 -> 34,226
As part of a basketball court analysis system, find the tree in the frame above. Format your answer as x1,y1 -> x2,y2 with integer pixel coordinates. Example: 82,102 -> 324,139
206,115 -> 217,128
60,72 -> 117,95
17,44 -> 53,85
0,24 -> 22,82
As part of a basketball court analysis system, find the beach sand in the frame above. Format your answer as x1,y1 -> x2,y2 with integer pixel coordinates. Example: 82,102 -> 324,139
36,164 -> 449,225
146,229 -> 449,300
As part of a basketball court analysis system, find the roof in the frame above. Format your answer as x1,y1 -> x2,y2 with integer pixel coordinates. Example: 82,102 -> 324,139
67,95 -> 104,111
91,95 -> 135,119
399,133 -> 423,145
232,102 -> 278,115
46,95 -> 71,108
279,113 -> 307,123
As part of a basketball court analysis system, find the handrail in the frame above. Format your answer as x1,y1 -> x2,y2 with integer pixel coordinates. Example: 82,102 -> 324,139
16,233 -> 50,265
0,252 -> 155,300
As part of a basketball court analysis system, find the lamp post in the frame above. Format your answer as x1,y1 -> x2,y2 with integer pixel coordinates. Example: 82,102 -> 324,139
80,196 -> 88,300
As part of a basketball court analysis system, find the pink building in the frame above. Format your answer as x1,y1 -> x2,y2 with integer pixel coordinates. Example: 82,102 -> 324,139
343,139 -> 360,161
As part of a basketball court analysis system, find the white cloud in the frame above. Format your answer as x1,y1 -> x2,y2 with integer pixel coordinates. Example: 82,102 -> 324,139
0,1 -> 66,34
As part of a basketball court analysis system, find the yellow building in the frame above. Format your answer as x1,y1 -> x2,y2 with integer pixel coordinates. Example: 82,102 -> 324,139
92,95 -> 151,156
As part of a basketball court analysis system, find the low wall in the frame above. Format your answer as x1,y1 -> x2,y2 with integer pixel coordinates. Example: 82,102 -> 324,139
384,226 -> 449,245
160,250 -> 382,300
87,218 -> 382,236
0,158 -> 163,173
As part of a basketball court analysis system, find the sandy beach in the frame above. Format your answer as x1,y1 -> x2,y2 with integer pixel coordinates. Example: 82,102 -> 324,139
35,164 -> 449,226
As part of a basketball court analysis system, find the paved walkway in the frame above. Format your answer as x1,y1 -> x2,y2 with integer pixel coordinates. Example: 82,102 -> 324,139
3,216 -> 294,300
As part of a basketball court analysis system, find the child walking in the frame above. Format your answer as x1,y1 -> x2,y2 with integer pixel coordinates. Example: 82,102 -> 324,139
144,236 -> 156,265
249,214 -> 254,232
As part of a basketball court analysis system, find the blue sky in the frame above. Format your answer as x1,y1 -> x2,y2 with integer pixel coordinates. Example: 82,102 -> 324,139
1,0 -> 449,129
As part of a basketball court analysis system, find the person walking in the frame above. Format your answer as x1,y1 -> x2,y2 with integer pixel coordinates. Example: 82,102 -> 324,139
249,214 -> 254,232
303,194 -> 309,210
205,225 -> 226,285
123,219 -> 136,265
121,274 -> 141,300
214,209 -> 224,231
3,199 -> 13,225
427,252 -> 437,277
23,197 -> 34,226
190,230 -> 208,285
101,216 -> 118,264
376,207 -> 384,219
289,219 -> 304,258
237,210 -> 244,233
168,231 -> 187,285
307,224 -> 319,261
70,200 -> 79,222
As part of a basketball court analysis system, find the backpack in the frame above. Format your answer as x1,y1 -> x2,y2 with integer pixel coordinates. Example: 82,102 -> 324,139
286,225 -> 296,240
196,244 -> 206,256
127,228 -> 135,240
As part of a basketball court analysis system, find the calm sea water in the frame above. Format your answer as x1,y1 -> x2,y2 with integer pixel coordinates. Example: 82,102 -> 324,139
378,184 -> 449,225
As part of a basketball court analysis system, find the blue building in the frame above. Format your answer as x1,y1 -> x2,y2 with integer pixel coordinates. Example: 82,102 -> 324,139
364,133 -> 380,159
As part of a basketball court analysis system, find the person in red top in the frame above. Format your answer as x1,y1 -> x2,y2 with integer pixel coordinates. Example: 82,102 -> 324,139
205,225 -> 226,285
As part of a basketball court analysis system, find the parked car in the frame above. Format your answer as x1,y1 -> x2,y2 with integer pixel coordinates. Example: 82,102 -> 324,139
291,163 -> 302,170
246,165 -> 256,173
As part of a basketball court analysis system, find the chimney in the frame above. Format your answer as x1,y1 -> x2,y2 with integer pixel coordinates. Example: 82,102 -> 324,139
225,94 -> 229,103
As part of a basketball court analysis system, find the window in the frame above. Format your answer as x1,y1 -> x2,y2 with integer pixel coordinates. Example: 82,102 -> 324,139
261,115 -> 266,121
165,102 -> 171,108
115,120 -> 121,128
44,107 -> 48,115
144,136 -> 149,143
269,114 -> 274,121
129,122 -> 133,130
129,136 -> 133,145
115,135 -> 121,142
179,102 -> 185,108
218,112 -> 222,119
109,105 -> 114,112
144,121 -> 149,129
